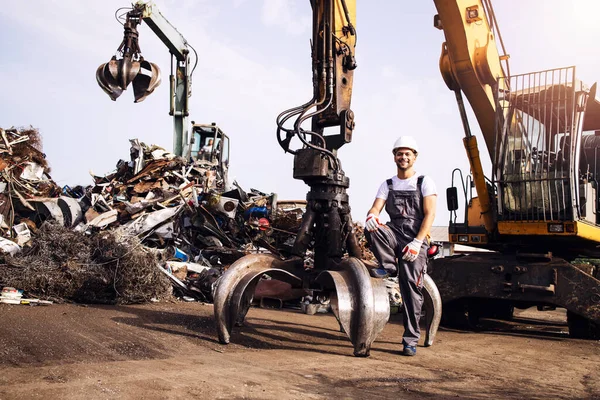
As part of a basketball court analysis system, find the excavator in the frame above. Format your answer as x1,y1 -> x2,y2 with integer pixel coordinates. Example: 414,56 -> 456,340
430,1 -> 600,339
96,0 -> 231,190
214,0 -> 600,355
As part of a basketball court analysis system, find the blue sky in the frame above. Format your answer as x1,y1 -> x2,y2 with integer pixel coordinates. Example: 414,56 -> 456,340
1,0 -> 599,226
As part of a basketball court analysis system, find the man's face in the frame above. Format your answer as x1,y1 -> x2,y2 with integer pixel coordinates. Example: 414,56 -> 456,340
394,148 -> 417,171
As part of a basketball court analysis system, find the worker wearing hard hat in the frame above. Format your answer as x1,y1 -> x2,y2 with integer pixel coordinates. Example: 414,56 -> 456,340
364,135 -> 437,357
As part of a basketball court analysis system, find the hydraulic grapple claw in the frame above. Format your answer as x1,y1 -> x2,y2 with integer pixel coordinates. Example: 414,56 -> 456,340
96,56 -> 160,102
96,6 -> 161,102
213,255 -> 390,357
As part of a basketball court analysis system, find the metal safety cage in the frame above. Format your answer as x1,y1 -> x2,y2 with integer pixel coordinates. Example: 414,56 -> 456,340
493,66 -> 590,223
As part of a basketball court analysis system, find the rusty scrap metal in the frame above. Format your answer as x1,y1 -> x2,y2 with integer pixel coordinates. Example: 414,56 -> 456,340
0,130 -> 306,306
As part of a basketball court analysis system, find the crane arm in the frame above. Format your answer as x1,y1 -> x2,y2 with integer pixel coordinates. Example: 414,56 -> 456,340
434,0 -> 509,160
275,0 -> 360,263
433,0 -> 510,233
277,0 -> 357,161
136,0 -> 188,61
311,0 -> 357,140
135,0 -> 194,156
97,1 -> 195,157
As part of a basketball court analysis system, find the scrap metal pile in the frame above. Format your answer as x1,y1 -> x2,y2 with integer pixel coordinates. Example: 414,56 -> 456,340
0,126 -> 306,304
1,223 -> 171,304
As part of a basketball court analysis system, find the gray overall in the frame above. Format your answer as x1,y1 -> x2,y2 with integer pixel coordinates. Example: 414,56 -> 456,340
370,176 -> 428,347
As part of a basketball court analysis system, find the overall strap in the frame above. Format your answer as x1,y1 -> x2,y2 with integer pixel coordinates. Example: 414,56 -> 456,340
386,178 -> 393,190
417,175 -> 425,210
417,175 -> 424,190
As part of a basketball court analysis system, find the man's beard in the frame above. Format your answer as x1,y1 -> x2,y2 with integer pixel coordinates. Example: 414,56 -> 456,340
396,161 -> 410,170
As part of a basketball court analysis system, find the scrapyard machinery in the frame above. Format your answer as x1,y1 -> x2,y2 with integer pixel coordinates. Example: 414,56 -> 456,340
96,0 -> 600,349
96,0 -> 231,189
215,0 -> 600,351
214,0 -> 442,357
428,0 -> 600,339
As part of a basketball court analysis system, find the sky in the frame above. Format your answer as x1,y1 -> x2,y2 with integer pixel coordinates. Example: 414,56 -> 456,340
1,0 -> 599,227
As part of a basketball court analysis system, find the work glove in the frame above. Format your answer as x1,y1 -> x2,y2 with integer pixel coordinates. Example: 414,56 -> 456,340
365,213 -> 382,232
402,238 -> 423,262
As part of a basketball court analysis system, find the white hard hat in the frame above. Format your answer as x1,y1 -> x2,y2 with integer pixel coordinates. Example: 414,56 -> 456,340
392,136 -> 419,154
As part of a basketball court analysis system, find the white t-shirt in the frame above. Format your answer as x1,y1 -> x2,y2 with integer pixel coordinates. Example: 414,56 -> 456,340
375,174 -> 437,200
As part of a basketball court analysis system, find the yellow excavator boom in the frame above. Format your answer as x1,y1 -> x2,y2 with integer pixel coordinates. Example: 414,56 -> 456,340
434,0 -> 508,159
433,0 -> 510,233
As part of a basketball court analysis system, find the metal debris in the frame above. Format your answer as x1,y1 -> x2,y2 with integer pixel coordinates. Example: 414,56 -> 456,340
0,128 -> 304,305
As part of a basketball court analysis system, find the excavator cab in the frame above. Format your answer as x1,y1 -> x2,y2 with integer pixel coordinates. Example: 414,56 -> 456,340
495,66 -> 600,237
447,66 -> 600,251
191,124 -> 230,163
190,123 -> 230,189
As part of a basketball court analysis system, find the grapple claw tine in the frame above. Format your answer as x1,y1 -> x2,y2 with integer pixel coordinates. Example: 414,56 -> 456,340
133,60 -> 162,103
214,255 -> 390,357
106,56 -> 120,81
118,56 -> 141,92
96,60 -> 123,101
213,254 -> 302,344
422,274 -> 442,347
316,257 -> 389,357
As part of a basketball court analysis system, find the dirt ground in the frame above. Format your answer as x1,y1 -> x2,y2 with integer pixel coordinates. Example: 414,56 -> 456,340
0,302 -> 598,400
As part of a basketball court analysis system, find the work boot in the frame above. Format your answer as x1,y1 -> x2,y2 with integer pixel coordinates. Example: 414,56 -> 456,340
402,343 -> 417,356
369,267 -> 389,279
